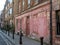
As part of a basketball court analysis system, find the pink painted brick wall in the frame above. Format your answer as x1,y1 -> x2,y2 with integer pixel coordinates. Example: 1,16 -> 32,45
15,0 -> 60,44
21,17 -> 26,34
15,4 -> 50,43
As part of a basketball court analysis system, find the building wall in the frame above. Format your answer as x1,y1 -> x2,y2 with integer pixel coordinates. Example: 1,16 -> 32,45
4,0 -> 12,25
52,0 -> 60,45
15,3 -> 50,43
15,0 -> 60,45
13,0 -> 19,15
52,9 -> 60,45
4,0 -> 19,26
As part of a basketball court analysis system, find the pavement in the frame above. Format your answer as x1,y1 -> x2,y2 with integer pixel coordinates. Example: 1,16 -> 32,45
0,35 -> 7,45
0,29 -> 47,45
9,31 -> 40,45
0,30 -> 15,45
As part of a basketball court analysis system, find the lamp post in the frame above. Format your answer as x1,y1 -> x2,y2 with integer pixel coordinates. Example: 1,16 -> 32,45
50,0 -> 53,45
12,0 -> 15,39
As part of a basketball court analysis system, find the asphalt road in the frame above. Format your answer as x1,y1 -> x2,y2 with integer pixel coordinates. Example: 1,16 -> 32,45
0,35 -> 7,45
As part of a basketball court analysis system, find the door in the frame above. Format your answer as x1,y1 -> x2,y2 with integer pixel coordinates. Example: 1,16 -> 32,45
26,16 -> 30,36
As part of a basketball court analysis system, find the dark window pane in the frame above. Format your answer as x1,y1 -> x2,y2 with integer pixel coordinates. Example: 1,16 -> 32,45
56,10 -> 60,35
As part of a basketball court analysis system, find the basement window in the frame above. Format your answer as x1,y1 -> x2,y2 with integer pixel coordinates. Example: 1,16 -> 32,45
56,10 -> 60,35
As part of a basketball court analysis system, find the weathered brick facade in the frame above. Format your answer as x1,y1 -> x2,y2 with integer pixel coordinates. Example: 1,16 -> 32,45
15,0 -> 60,45
15,1 -> 50,44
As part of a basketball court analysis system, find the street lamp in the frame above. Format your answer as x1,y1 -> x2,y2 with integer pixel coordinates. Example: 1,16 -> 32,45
50,0 -> 53,45
12,0 -> 15,39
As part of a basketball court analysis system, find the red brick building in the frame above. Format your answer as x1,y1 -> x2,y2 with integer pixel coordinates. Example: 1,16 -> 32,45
15,0 -> 60,45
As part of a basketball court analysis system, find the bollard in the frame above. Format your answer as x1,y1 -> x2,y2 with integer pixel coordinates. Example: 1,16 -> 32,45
40,37 -> 44,45
19,31 -> 23,45
12,30 -> 15,39
20,36 -> 22,45
12,31 -> 14,39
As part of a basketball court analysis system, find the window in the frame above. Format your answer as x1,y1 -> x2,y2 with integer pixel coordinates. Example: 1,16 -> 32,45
38,0 -> 42,4
8,4 -> 10,7
19,3 -> 21,13
8,0 -> 12,4
22,0 -> 25,11
5,14 -> 8,18
9,8 -> 12,15
28,0 -> 31,8
10,20 -> 12,25
6,6 -> 7,9
8,11 -> 10,15
16,19 -> 18,28
34,0 -> 38,5
56,10 -> 60,35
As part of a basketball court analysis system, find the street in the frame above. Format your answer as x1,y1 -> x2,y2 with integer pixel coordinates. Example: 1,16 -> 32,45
0,30 -> 47,45
0,35 -> 7,45
0,0 -> 60,45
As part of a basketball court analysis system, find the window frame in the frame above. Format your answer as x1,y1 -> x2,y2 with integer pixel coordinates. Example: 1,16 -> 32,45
34,0 -> 39,5
22,0 -> 25,11
9,8 -> 13,15
28,0 -> 31,8
56,10 -> 60,35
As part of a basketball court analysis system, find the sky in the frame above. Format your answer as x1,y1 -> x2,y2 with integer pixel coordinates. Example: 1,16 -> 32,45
0,0 -> 6,12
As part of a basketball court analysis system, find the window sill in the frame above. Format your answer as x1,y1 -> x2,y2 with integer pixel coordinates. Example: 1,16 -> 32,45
56,35 -> 60,38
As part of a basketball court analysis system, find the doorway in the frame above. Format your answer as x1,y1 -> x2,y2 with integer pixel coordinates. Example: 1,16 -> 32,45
26,16 -> 30,36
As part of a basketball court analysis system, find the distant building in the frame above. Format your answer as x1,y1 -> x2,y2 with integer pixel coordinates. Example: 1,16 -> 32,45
0,10 -> 5,29
0,15 -> 1,28
4,0 -> 13,25
4,0 -> 19,25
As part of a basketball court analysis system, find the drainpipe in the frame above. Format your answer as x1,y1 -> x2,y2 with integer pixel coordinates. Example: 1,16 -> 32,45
50,0 -> 53,45
12,0 -> 14,39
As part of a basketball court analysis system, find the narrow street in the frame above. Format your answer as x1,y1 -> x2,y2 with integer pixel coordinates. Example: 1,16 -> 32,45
0,0 -> 60,45
0,30 -> 47,45
0,35 -> 7,45
0,30 -> 15,45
